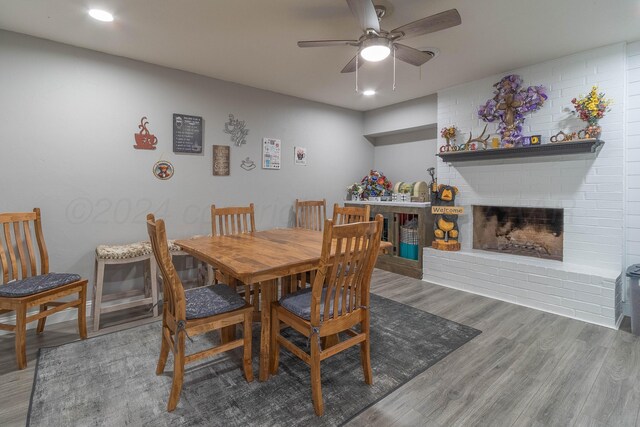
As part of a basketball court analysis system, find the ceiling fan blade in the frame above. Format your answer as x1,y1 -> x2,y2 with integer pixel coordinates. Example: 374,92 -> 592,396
340,55 -> 364,73
297,40 -> 359,48
346,0 -> 380,32
391,9 -> 461,40
393,44 -> 434,66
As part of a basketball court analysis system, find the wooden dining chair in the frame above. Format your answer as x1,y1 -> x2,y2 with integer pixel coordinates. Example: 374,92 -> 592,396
211,203 -> 256,236
0,208 -> 87,369
270,214 -> 383,416
295,199 -> 327,231
207,203 -> 256,284
146,214 -> 253,412
332,203 -> 371,225
210,203 -> 263,313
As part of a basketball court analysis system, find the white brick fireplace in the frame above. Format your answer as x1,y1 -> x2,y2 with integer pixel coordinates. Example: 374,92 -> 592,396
424,43 -> 626,328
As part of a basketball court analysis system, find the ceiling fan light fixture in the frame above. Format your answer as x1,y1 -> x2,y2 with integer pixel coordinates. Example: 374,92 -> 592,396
88,9 -> 114,22
360,38 -> 391,62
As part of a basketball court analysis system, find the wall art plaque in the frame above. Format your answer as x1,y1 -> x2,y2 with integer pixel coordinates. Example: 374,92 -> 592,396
153,160 -> 174,180
173,113 -> 203,154
133,117 -> 158,150
262,137 -> 281,170
212,145 -> 230,176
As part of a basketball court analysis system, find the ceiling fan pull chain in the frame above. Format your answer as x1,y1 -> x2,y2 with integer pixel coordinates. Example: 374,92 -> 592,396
355,54 -> 359,92
393,46 -> 396,91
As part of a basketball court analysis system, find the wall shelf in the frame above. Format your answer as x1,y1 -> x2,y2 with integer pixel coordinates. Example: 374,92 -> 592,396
437,139 -> 604,162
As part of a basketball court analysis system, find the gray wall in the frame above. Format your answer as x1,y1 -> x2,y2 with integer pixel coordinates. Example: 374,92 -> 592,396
0,31 -> 372,290
365,94 -> 438,184
373,138 -> 438,184
363,94 -> 437,135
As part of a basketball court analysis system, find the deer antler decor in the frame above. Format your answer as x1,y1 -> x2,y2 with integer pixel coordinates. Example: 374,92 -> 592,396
464,124 -> 491,150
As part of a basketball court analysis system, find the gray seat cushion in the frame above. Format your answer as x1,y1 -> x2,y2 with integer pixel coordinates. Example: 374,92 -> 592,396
185,284 -> 247,320
0,273 -> 81,297
280,287 -> 345,321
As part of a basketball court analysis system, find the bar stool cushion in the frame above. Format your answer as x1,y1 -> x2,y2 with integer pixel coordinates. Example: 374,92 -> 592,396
185,284 -> 247,320
280,287 -> 344,321
0,273 -> 82,297
96,242 -> 151,260
167,240 -> 183,253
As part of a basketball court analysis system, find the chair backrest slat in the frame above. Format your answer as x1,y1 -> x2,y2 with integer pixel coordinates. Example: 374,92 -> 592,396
3,223 -> 17,281
0,230 -> 8,283
23,220 -> 38,277
295,199 -> 326,231
310,215 -> 382,325
0,209 -> 48,284
211,204 -> 256,236
12,222 -> 27,280
332,203 -> 371,225
147,214 -> 186,320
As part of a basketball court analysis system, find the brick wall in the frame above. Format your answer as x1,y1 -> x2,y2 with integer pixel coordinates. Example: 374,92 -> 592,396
627,41 -> 640,280
426,43 -> 628,327
436,43 -> 625,272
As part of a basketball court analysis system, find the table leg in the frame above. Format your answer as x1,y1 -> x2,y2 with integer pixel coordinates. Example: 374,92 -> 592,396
221,325 -> 236,344
259,280 -> 274,381
322,334 -> 341,348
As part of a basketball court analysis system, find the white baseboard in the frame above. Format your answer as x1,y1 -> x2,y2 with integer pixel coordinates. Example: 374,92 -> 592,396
423,277 -> 618,330
0,301 -> 92,336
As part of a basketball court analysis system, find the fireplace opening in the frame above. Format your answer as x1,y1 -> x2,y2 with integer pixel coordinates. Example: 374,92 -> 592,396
473,206 -> 563,261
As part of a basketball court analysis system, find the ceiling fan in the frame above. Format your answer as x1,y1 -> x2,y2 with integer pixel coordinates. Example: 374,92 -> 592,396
297,0 -> 461,73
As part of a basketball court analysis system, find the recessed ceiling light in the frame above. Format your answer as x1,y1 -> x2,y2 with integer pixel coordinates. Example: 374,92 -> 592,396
363,90 -> 376,96
89,9 -> 114,22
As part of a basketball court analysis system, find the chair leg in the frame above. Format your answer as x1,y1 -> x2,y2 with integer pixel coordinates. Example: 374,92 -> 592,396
360,316 -> 373,385
15,305 -> 27,370
242,313 -> 254,382
78,285 -> 88,339
156,325 -> 170,375
269,306 -> 280,375
310,333 -> 324,416
207,265 -> 214,286
167,331 -> 185,412
36,304 -> 47,334
93,259 -> 105,332
149,257 -> 159,317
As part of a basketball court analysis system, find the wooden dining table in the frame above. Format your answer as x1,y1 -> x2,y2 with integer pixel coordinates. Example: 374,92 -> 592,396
176,227 -> 391,381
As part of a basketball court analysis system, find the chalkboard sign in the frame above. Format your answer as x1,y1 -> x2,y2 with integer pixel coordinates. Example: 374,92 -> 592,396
173,113 -> 203,154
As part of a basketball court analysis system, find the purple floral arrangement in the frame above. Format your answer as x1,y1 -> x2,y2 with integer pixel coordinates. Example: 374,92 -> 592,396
478,74 -> 547,144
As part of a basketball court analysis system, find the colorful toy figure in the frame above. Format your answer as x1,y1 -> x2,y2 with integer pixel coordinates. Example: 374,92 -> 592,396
432,184 -> 460,247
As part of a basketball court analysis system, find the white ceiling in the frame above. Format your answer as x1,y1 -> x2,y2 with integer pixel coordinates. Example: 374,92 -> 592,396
1,0 -> 639,111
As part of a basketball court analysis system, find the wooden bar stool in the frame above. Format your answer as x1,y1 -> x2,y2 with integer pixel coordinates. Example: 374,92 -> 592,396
92,242 -> 159,332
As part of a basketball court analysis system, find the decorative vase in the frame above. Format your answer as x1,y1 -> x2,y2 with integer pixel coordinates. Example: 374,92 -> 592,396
584,124 -> 601,139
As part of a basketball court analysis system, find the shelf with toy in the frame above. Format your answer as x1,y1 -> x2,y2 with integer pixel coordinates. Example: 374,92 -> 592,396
437,139 -> 604,163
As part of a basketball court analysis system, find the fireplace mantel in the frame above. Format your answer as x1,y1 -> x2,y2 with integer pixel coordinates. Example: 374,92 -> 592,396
437,139 -> 604,162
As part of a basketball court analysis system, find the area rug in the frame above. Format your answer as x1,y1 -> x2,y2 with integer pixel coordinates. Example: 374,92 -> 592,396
28,294 -> 480,426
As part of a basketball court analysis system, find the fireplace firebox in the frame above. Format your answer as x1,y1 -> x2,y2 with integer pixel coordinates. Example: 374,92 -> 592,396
473,206 -> 563,261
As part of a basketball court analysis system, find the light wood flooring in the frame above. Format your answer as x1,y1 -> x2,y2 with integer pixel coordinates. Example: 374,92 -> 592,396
1,269 -> 638,426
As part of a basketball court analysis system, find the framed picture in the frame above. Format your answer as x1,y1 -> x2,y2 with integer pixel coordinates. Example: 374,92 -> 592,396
262,138 -> 281,170
294,146 -> 307,166
212,145 -> 230,176
173,113 -> 203,154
